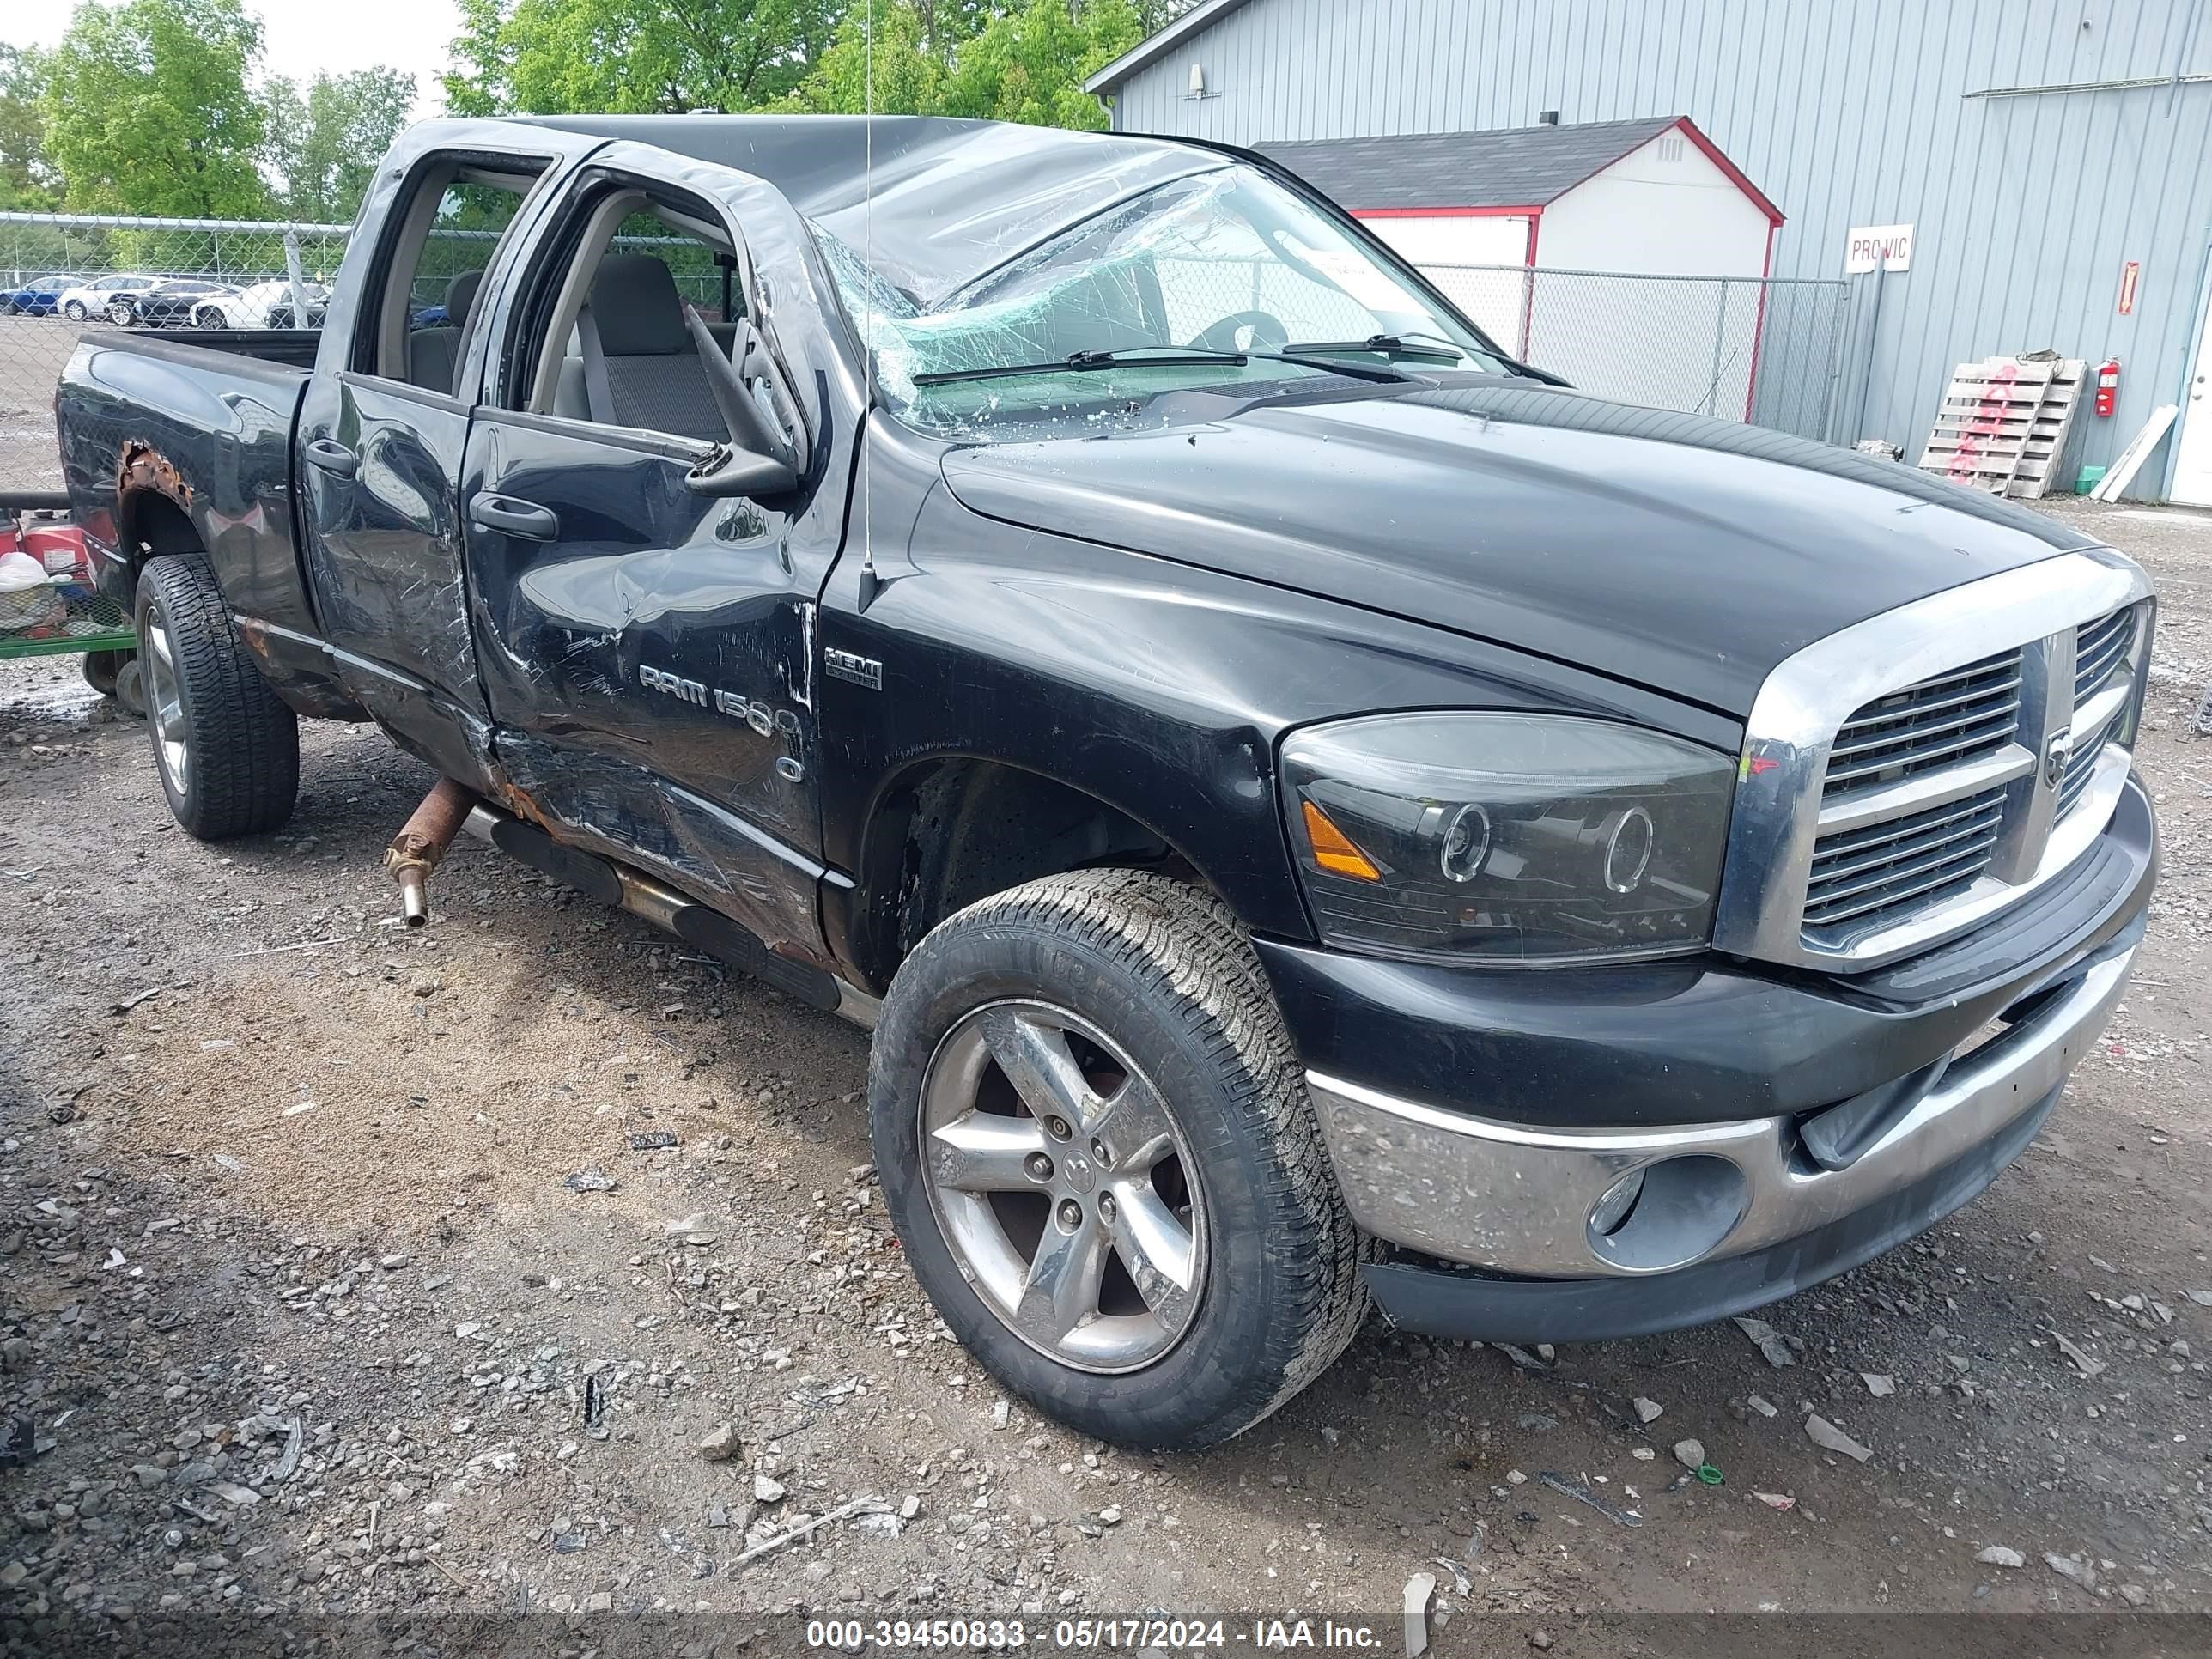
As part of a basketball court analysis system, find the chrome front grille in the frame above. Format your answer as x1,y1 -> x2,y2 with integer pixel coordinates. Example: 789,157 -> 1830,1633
1802,784 -> 2008,936
2054,733 -> 2105,820
1820,649 -> 2024,800
2056,683 -> 2127,821
1714,554 -> 2155,972
1799,599 -> 2143,952
2074,605 -> 2134,704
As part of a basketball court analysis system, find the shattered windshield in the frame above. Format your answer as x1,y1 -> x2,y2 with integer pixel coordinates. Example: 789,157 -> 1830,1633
813,164 -> 1511,434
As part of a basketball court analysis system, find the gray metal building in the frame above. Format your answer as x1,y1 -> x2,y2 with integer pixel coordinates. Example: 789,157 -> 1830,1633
1089,0 -> 2212,500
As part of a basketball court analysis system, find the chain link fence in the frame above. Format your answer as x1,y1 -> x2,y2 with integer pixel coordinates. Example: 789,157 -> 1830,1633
4,210 -> 1853,495
1422,262 -> 1852,443
2,211 -> 356,495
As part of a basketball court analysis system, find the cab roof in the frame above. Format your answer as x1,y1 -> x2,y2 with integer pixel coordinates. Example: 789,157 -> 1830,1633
517,114 -> 1229,303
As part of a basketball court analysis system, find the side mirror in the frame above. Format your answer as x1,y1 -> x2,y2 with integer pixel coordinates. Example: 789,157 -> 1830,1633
683,309 -> 800,497
688,445 -> 800,497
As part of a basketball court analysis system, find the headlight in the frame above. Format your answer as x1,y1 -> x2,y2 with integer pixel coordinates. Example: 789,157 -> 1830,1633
1281,713 -> 1735,964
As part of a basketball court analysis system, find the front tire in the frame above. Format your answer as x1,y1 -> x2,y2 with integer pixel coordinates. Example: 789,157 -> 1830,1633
133,553 -> 298,839
870,869 -> 1369,1450
63,300 -> 87,321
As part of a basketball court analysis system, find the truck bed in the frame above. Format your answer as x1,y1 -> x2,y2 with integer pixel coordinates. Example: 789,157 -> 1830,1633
55,327 -> 320,641
144,327 -> 325,369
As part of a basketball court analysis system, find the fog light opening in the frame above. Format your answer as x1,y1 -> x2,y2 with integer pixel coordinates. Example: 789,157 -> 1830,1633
1589,1168 -> 1646,1237
1584,1152 -> 1748,1273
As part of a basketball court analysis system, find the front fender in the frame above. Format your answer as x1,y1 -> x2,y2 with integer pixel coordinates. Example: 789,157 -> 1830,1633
814,469 -> 1740,974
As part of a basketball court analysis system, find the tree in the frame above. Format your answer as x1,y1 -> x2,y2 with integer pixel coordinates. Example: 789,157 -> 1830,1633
0,47 -> 58,210
775,0 -> 940,117
937,0 -> 1144,130
446,0 -> 842,115
444,0 -> 517,118
263,68 -> 416,223
40,0 -> 270,216
441,0 -> 1184,128
0,49 -> 56,210
779,0 -> 1144,131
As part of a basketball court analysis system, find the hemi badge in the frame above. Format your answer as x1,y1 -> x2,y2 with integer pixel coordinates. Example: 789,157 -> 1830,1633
824,648 -> 884,690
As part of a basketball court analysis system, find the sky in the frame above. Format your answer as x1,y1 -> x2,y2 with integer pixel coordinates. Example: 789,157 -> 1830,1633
3,0 -> 465,120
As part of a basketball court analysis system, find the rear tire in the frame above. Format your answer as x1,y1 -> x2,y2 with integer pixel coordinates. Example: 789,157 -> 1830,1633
133,553 -> 298,839
869,868 -> 1370,1451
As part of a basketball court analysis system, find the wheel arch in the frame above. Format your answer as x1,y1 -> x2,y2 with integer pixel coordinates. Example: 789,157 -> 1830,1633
113,447 -> 205,601
837,753 -> 1223,994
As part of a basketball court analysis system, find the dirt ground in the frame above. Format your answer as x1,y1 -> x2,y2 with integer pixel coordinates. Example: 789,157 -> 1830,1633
2,497 -> 2209,1656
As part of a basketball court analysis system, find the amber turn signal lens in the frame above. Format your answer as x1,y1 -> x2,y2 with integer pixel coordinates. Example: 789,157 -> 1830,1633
1301,799 -> 1381,881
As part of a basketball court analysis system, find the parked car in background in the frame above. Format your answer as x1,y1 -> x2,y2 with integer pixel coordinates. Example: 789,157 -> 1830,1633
1,274 -> 88,315
110,280 -> 240,328
191,278 -> 331,329
54,273 -> 160,321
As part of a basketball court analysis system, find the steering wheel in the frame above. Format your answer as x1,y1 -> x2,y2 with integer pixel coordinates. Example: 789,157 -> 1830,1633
1189,310 -> 1289,354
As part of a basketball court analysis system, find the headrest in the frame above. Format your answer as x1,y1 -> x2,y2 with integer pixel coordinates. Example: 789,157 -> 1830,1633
446,269 -> 484,327
587,255 -> 690,356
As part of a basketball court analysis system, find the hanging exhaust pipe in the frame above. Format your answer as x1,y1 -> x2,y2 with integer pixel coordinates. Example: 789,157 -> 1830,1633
384,777 -> 477,926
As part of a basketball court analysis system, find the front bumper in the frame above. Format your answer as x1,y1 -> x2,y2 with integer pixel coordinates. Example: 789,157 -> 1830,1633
1267,775 -> 2154,1343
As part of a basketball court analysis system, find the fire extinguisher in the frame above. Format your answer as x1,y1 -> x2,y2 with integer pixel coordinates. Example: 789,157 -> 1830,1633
2094,358 -> 2121,417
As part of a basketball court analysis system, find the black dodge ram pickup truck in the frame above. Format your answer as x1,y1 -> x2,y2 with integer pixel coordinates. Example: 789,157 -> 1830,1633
55,114 -> 2157,1450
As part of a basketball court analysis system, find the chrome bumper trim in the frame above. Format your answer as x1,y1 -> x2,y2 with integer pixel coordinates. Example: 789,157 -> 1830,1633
1307,943 -> 2134,1278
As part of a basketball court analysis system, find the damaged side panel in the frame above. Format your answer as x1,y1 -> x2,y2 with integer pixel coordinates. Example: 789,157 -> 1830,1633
52,334 -> 321,635
490,728 -> 832,966
458,406 -> 844,969
295,377 -> 485,716
463,415 -> 817,844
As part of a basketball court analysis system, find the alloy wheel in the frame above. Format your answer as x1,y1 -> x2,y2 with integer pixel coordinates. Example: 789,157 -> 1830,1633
64,301 -> 86,321
141,608 -> 189,795
917,1000 -> 1207,1373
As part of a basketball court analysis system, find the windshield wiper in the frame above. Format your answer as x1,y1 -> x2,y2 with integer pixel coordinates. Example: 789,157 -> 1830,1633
908,344 -> 1407,388
910,348 -> 1240,386
1284,332 -> 1473,363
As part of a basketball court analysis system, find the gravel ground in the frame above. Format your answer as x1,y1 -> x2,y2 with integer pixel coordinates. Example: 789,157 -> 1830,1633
1,498 -> 2209,1656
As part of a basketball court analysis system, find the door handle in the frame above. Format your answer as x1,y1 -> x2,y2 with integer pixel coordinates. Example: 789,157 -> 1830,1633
303,438 -> 358,477
468,494 -> 560,541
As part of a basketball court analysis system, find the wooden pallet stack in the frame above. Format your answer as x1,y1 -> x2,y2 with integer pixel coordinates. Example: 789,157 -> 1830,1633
1918,356 -> 2087,500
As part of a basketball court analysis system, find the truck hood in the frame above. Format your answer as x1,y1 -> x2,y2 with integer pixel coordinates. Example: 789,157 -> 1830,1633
937,381 -> 2099,717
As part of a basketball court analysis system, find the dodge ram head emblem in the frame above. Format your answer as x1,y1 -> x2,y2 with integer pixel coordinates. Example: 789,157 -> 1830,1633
2043,729 -> 2072,787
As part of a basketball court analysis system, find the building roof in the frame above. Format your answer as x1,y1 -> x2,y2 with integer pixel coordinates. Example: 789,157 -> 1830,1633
1254,117 -> 1782,223
1085,0 -> 1261,96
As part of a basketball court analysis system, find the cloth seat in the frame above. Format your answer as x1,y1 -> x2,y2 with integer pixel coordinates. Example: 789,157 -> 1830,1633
405,270 -> 485,394
574,255 -> 724,440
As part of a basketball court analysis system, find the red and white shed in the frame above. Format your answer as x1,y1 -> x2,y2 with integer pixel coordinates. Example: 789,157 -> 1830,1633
1260,116 -> 1784,416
